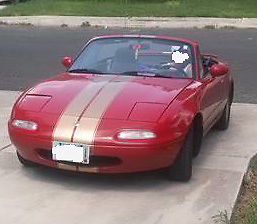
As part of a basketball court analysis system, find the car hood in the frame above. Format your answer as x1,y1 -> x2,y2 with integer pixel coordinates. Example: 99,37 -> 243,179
21,73 -> 192,122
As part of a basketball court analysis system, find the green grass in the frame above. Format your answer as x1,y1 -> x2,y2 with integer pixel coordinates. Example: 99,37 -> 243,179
1,0 -> 257,18
213,156 -> 257,224
230,156 -> 257,224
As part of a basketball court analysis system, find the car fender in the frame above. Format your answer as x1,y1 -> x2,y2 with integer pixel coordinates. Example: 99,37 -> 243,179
158,81 -> 202,143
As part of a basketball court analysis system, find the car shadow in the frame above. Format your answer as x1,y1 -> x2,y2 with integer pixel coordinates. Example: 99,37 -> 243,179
21,164 -> 177,192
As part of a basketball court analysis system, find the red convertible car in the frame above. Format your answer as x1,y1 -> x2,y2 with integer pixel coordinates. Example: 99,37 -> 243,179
8,35 -> 233,181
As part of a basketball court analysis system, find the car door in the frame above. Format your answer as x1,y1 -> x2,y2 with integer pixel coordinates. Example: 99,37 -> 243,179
197,48 -> 223,133
218,61 -> 231,108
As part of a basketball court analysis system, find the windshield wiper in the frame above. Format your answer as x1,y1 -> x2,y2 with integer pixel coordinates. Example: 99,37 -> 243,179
68,68 -> 106,74
120,71 -> 156,76
120,71 -> 172,78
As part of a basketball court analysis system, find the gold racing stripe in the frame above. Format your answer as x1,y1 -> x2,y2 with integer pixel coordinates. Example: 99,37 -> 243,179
72,76 -> 133,145
54,75 -> 133,173
53,75 -> 116,142
56,163 -> 77,171
56,162 -> 99,173
77,166 -> 99,173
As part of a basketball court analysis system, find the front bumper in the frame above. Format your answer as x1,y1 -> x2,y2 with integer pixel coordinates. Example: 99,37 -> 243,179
9,125 -> 183,173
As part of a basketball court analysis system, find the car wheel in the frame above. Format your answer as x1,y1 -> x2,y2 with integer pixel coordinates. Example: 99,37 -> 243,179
167,126 -> 193,182
215,101 -> 231,130
16,151 -> 37,167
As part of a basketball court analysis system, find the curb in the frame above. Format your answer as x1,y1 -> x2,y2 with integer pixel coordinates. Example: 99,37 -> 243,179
1,16 -> 257,28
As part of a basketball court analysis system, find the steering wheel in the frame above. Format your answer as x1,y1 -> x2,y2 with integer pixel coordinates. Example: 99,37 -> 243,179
158,62 -> 188,78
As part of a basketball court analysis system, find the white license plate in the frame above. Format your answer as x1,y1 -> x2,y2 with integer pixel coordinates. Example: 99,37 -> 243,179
52,142 -> 90,164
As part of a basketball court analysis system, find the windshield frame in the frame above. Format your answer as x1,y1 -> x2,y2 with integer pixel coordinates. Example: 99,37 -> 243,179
68,36 -> 196,80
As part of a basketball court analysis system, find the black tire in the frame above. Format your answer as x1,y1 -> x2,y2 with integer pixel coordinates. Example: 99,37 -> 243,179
16,151 -> 37,167
192,120 -> 203,158
215,101 -> 231,130
168,126 -> 193,182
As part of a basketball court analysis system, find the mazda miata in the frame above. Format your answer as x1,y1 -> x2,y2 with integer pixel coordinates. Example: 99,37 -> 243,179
8,35 -> 234,181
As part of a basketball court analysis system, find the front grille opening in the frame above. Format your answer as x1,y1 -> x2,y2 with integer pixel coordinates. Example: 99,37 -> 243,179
37,149 -> 122,167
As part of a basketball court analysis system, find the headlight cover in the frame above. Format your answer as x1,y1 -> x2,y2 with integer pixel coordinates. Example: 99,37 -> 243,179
12,120 -> 38,131
117,130 -> 156,140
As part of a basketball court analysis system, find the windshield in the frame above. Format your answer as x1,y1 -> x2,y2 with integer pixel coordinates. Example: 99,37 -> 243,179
69,37 -> 194,78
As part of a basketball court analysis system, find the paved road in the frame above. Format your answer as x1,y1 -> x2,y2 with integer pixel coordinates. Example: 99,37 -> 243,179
1,26 -> 257,103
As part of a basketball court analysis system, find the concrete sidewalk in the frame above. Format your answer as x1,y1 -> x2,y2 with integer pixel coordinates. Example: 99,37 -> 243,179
0,90 -> 20,149
0,90 -> 257,224
1,16 -> 257,28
